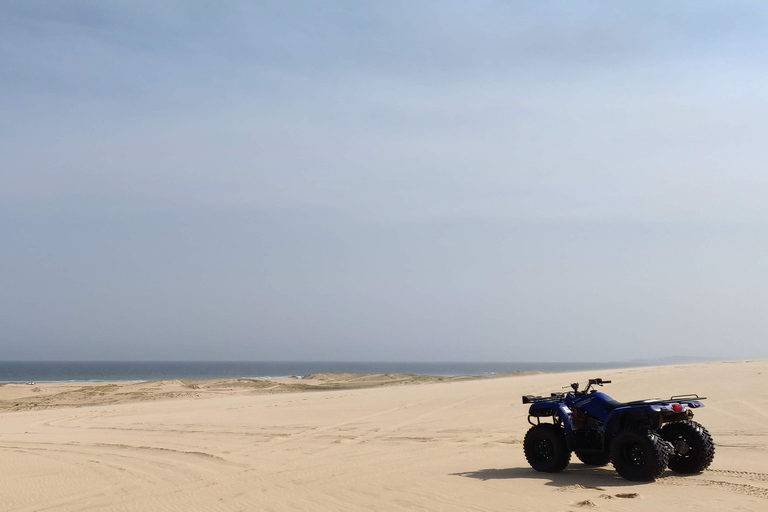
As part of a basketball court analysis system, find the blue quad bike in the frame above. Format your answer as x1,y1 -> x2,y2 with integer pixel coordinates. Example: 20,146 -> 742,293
522,378 -> 715,481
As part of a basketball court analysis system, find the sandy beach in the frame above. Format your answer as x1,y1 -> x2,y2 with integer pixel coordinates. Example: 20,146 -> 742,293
1,360 -> 767,511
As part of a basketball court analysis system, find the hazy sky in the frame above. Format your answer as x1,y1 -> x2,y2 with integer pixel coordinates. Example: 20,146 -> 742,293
2,1 -> 768,362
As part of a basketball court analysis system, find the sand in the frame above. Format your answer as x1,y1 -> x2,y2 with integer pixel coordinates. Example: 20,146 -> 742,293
1,360 -> 767,511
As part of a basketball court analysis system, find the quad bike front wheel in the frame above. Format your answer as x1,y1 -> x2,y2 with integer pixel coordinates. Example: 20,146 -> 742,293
610,427 -> 671,481
523,423 -> 571,473
660,420 -> 715,474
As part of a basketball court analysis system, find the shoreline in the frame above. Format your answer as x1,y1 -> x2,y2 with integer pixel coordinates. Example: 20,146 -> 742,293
0,358 -> 725,385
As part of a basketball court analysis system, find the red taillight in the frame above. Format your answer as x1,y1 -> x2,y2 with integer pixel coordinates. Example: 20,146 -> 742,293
671,403 -> 684,413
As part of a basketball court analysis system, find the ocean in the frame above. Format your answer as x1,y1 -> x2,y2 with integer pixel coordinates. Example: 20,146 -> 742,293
0,360 -> 637,383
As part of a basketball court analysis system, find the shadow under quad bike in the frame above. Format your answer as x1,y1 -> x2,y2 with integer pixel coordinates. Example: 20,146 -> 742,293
521,378 -> 715,481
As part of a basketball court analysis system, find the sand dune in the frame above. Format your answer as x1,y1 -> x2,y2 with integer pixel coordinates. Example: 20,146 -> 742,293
1,360 -> 767,511
0,373 -> 484,412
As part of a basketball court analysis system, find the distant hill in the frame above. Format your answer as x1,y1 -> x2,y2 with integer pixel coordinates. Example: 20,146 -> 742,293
628,355 -> 721,366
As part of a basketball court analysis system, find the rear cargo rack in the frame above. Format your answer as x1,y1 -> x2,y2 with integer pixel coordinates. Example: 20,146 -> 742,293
522,392 -> 565,404
670,393 -> 706,400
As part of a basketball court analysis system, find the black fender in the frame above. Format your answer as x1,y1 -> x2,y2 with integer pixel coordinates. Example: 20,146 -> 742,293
528,401 -> 572,426
604,407 -> 663,441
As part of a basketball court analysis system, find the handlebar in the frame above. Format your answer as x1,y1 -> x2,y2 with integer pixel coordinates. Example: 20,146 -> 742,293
570,378 -> 612,395
523,378 -> 613,404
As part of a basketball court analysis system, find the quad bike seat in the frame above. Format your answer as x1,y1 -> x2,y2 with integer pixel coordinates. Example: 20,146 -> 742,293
603,399 -> 626,411
604,398 -> 665,411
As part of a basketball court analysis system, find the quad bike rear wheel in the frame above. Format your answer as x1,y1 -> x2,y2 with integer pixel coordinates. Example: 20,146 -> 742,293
659,420 -> 715,474
610,427 -> 671,481
523,423 -> 571,473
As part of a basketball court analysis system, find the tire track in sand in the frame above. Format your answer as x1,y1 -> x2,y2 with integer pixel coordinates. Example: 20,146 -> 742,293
660,474 -> 768,499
